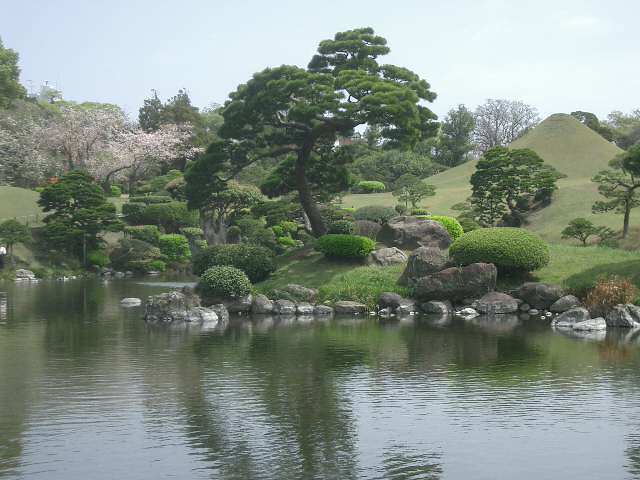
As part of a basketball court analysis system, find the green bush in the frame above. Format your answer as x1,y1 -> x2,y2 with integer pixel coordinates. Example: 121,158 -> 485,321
192,244 -> 275,282
328,219 -> 355,235
122,202 -> 145,224
354,180 -> 386,193
128,195 -> 172,205
198,265 -> 252,299
411,207 -> 430,215
87,250 -> 110,268
137,170 -> 183,194
180,227 -> 204,240
316,234 -> 376,260
457,216 -> 481,233
148,259 -> 167,272
353,205 -> 397,225
418,215 -> 464,240
450,227 -> 550,272
158,234 -> 191,262
124,225 -> 161,245
109,185 -> 122,197
137,202 -> 199,233
109,238 -> 162,273
277,236 -> 301,248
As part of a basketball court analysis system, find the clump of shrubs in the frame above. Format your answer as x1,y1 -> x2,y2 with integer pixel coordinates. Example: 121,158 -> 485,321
316,234 -> 376,260
449,227 -> 550,272
180,227 -> 204,240
328,219 -> 356,235
192,244 -> 275,282
124,225 -> 161,245
128,195 -> 172,205
88,250 -> 110,268
124,202 -> 199,233
109,185 -> 122,197
158,234 -> 191,262
584,277 -> 638,317
110,238 -> 163,273
354,220 -> 381,240
411,207 -> 430,215
353,180 -> 386,194
353,205 -> 396,225
416,215 -> 464,240
198,266 -> 252,299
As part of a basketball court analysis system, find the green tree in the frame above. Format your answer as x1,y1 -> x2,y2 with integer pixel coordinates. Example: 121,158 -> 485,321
606,109 -> 640,150
0,219 -> 30,264
561,218 -> 600,246
592,144 -> 640,237
470,147 -> 559,226
0,37 -> 26,109
217,27 -> 438,236
392,174 -> 436,209
571,111 -> 614,141
436,104 -> 475,166
38,171 -> 122,260
138,89 -> 164,132
351,149 -> 440,188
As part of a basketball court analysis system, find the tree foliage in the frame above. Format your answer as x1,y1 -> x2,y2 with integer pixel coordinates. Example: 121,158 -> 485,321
606,109 -> 640,150
392,174 -> 436,209
571,111 -> 614,141
0,37 -> 26,109
434,104 -> 476,166
0,219 -> 30,257
560,218 -> 613,246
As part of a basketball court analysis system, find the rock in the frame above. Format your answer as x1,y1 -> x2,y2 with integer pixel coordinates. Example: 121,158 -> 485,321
273,299 -> 296,315
378,307 -> 392,317
517,282 -> 564,310
125,271 -> 134,277
519,303 -> 531,312
475,292 -> 519,314
282,284 -> 318,302
413,263 -> 497,301
144,290 -> 226,328
398,247 -> 450,285
120,297 -> 142,307
313,305 -> 334,316
605,304 -> 640,328
378,216 -> 452,250
334,301 -> 368,315
573,317 -> 607,331
251,294 -> 274,314
528,309 -> 539,316
209,304 -> 229,323
296,302 -> 315,315
396,302 -> 418,315
455,307 -> 479,320
379,292 -> 405,309
14,269 -> 37,282
550,295 -> 580,313
420,300 -> 453,316
226,294 -> 253,314
367,247 -> 408,267
552,307 -> 590,327
114,271 -> 125,279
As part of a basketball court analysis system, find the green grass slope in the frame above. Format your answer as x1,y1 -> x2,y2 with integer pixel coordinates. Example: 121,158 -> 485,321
343,114 -> 626,242
0,186 -> 42,224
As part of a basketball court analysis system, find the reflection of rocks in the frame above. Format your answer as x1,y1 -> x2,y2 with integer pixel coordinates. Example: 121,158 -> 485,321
573,317 -> 607,331
467,314 -> 520,333
422,312 -> 452,327
144,291 -> 227,329
556,328 -> 607,342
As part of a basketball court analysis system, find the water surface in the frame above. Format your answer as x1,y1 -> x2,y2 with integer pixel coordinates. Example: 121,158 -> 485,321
1,279 -> 640,479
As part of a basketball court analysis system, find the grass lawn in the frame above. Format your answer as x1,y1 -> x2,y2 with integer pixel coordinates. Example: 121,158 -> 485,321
0,186 -> 42,225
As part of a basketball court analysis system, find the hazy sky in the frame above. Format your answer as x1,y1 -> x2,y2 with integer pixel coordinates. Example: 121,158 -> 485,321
2,0 -> 638,121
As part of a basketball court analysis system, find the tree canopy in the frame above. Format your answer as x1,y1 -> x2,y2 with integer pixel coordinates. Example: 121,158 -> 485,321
0,37 -> 26,109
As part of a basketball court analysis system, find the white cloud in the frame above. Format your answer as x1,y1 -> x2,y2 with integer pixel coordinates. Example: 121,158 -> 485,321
564,15 -> 600,30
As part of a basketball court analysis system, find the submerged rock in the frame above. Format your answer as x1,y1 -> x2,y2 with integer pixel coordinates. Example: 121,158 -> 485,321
398,247 -> 450,286
378,216 -> 452,250
413,263 -> 497,301
475,292 -> 519,314
367,247 -> 408,267
517,282 -> 563,310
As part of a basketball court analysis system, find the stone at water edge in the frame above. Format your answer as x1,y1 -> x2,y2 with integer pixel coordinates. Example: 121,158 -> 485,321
413,263 -> 497,302
396,302 -> 418,315
398,246 -> 450,286
144,290 -> 225,328
519,303 -> 531,312
455,307 -> 479,320
251,294 -> 274,314
334,301 -> 368,315
378,292 -> 405,309
377,216 -> 452,250
273,299 -> 296,315
605,304 -> 640,328
226,294 -> 253,314
420,300 -> 453,316
528,309 -> 539,316
550,295 -> 581,313
475,292 -> 519,314
572,317 -> 607,332
367,247 -> 408,267
517,282 -> 564,310
296,303 -> 315,315
551,307 -> 591,328
120,297 -> 142,307
313,305 -> 334,316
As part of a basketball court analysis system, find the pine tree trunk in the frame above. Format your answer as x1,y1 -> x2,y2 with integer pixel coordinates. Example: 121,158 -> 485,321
623,204 -> 631,238
201,211 -> 227,245
295,152 -> 326,237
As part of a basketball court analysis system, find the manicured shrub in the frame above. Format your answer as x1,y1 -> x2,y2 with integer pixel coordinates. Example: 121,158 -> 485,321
316,234 -> 376,260
192,244 -> 275,282
418,215 -> 464,240
180,227 -> 204,240
585,277 -> 638,317
458,216 -> 481,233
277,236 -> 302,248
395,204 -> 408,215
353,180 -> 386,193
124,225 -> 161,245
128,195 -> 172,205
158,234 -> 191,262
411,207 -> 430,215
328,219 -> 355,235
234,217 -> 280,253
138,202 -> 199,233
353,205 -> 397,225
122,202 -> 145,224
449,227 -> 550,272
198,266 -> 252,299
137,170 -> 182,194
148,259 -> 167,272
354,220 -> 382,240
109,185 -> 122,197
109,238 -> 162,272
88,250 -> 110,268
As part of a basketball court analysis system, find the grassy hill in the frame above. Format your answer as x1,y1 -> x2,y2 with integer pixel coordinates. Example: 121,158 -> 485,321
343,114 -> 626,242
0,186 -> 42,225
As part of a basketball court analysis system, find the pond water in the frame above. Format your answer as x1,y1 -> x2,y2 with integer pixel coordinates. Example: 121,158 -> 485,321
1,279 -> 640,479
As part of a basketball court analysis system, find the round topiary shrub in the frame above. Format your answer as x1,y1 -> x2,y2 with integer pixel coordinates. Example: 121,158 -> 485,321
353,205 -> 397,225
109,185 -> 122,197
192,244 -> 275,282
354,180 -> 386,194
158,234 -> 191,262
328,219 -> 356,235
124,225 -> 161,245
418,215 -> 464,240
449,227 -> 550,272
198,265 -> 252,299
316,234 -> 376,260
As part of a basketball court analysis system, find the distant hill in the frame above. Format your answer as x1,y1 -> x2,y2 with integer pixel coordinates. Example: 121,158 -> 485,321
0,186 -> 42,225
343,114 -> 626,242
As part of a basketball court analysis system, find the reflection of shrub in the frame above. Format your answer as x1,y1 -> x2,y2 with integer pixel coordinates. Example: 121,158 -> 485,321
328,219 -> 355,235
124,225 -> 161,245
354,220 -> 382,240
585,277 -> 638,317
198,266 -> 251,299
353,206 -> 396,225
450,227 -> 549,272
353,180 -> 386,193
316,234 -> 376,260
158,234 -> 191,262
192,244 -> 275,282
418,215 -> 464,240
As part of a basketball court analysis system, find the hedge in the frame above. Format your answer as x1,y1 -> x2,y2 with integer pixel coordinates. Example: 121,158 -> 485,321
353,180 -> 386,194
192,244 -> 275,282
449,227 -> 550,272
316,234 -> 376,260
158,234 -> 191,262
198,266 -> 252,299
416,215 -> 464,240
136,202 -> 199,233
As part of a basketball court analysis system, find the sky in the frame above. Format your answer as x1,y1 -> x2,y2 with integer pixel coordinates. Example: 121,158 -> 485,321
1,0 -> 638,121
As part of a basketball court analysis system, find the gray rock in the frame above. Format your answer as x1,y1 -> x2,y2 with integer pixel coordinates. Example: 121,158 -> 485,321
550,295 -> 580,313
114,271 -> 125,279
379,292 -> 405,309
282,284 -> 319,302
334,301 -> 368,315
378,216 -> 452,250
605,304 -> 640,328
144,290 -> 226,329
455,307 -> 479,319
378,307 -> 392,317
125,271 -> 134,277
398,247 -> 450,285
226,294 -> 253,314
396,302 -> 418,315
420,300 -> 453,315
14,269 -> 37,281
251,294 -> 274,314
573,317 -> 607,331
313,305 -> 334,316
413,263 -> 497,301
517,282 -> 564,310
120,297 -> 142,307
296,302 -> 315,315
475,292 -> 519,314
367,247 -> 408,267
528,309 -> 539,316
552,307 -> 590,327
519,303 -> 531,312
273,299 -> 297,315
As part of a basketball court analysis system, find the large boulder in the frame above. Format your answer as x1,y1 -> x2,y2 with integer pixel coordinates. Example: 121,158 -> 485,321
313,305 -> 334,316
296,302 -> 315,315
378,216 -> 452,250
398,247 -> 450,286
251,294 -> 274,314
379,292 -> 405,309
277,284 -> 319,302
144,290 -> 226,328
334,301 -> 368,315
573,317 -> 607,331
517,282 -> 564,310
14,269 -> 38,282
552,307 -> 590,328
605,304 -> 640,328
273,299 -> 296,315
420,300 -> 453,316
413,263 -> 497,302
226,294 -> 253,314
475,292 -> 519,314
367,247 -> 408,267
550,295 -> 580,313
